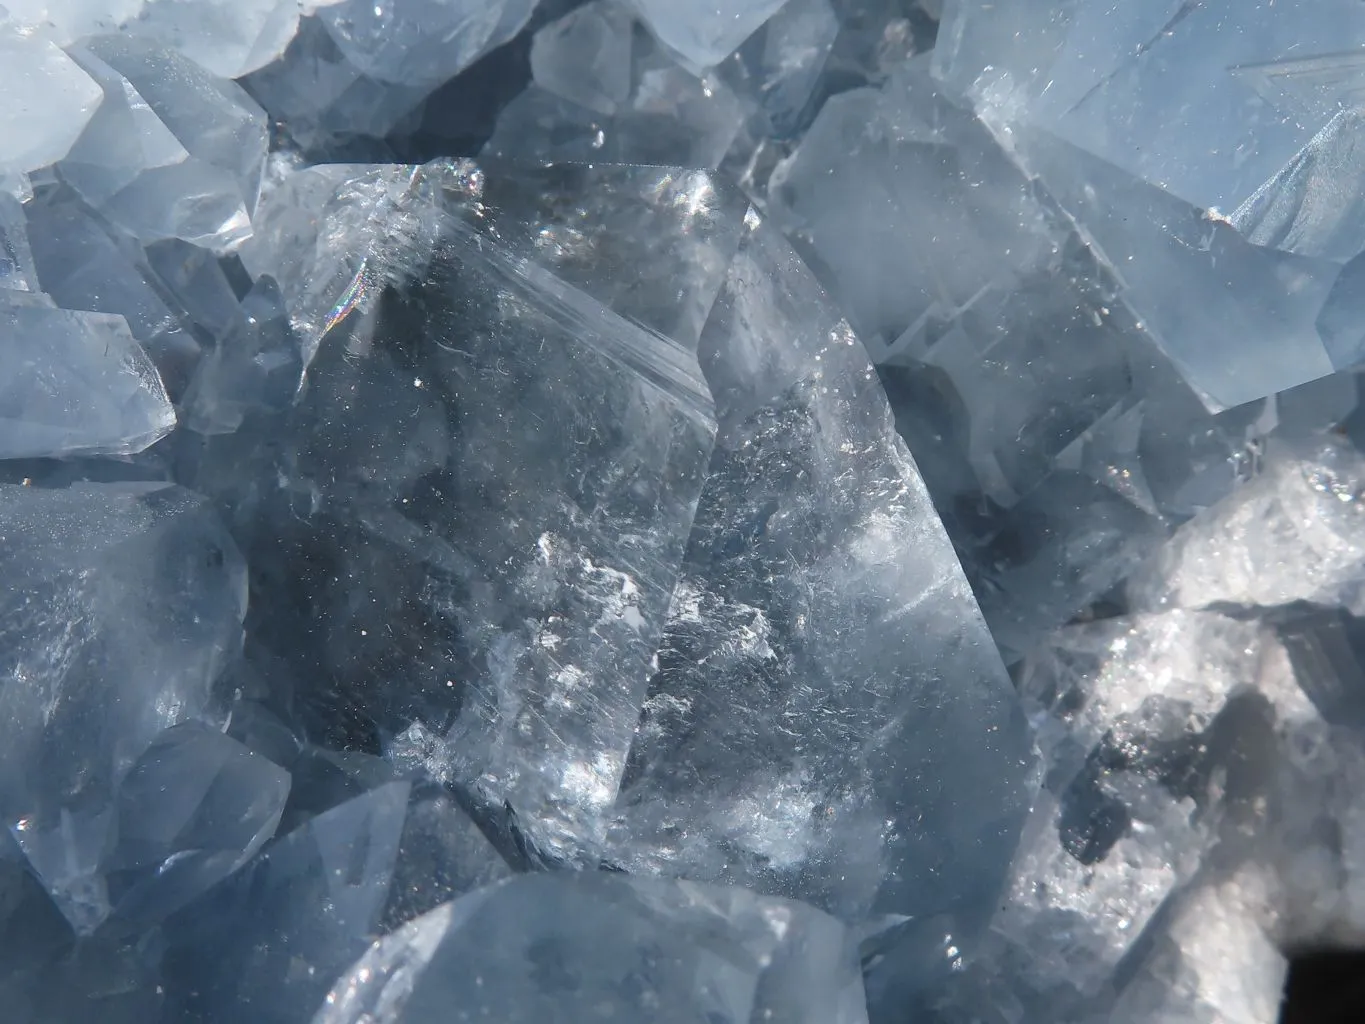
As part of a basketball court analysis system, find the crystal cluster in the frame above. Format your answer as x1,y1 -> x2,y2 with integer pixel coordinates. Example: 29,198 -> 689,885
4,1 -> 1365,1022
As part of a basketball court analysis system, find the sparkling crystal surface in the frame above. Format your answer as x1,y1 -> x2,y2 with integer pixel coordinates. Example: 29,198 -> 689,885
0,28 -> 102,181
610,213 -> 1034,939
6,1 -> 1365,1019
233,160 -> 721,861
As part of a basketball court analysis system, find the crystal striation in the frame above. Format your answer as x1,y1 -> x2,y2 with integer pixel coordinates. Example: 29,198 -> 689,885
232,159 -> 721,861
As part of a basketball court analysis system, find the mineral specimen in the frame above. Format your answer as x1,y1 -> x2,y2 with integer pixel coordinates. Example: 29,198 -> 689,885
4,1 -> 1365,1021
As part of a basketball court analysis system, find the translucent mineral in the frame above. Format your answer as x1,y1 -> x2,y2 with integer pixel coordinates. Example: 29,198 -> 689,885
610,213 -> 1035,955
0,482 -> 247,933
59,35 -> 267,253
935,610 -> 1303,1020
313,873 -> 869,1024
0,192 -> 39,292
1005,121 -> 1341,411
100,722 -> 289,926
0,27 -> 103,181
1,0 -> 316,78
529,0 -> 634,115
232,160 -> 721,860
1232,107 -> 1365,264
1317,251 -> 1365,368
732,0 -> 839,136
0,293 -> 175,460
932,0 -> 1365,215
631,0 -> 791,72
182,275 -> 303,435
314,0 -> 537,90
162,778 -> 508,1022
487,17 -> 745,169
1109,871 -> 1288,1024
767,59 -> 1062,351
24,189 -> 203,396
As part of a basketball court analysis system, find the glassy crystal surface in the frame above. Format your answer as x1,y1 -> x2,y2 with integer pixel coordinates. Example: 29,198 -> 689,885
529,0 -> 633,114
161,778 -> 509,1023
315,0 -> 537,90
182,275 -> 303,435
102,722 -> 289,925
0,192 -> 39,291
25,189 -> 204,397
631,0 -> 791,72
0,482 -> 247,933
1006,122 -> 1340,411
314,873 -> 869,1024
58,35 -> 267,253
0,293 -> 175,459
933,0 -> 1365,215
610,213 -> 1034,945
1232,107 -> 1365,264
0,28 -> 102,181
12,0 -> 1365,1016
767,59 -> 1061,351
233,159 -> 720,861
487,18 -> 745,169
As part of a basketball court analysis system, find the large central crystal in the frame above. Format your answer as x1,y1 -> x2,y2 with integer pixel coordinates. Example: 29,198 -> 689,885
216,157 -> 1034,972
235,160 -> 722,859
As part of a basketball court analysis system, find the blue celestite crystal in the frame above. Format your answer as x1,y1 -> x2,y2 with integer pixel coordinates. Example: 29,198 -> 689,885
6,0 -> 1365,1020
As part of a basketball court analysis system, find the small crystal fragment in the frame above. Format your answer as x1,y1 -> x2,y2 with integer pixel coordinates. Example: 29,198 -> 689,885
0,192 -> 39,292
101,722 -> 289,925
24,190 -> 203,396
60,35 -> 267,253
529,0 -> 633,115
631,0 -> 791,72
487,25 -> 745,169
0,293 -> 175,459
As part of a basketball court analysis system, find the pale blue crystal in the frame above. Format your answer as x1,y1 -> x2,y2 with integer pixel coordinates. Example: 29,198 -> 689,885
0,482 -> 246,934
0,294 -> 175,460
313,873 -> 869,1024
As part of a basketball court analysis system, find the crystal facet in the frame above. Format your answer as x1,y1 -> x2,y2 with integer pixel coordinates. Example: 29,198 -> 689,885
313,873 -> 869,1024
